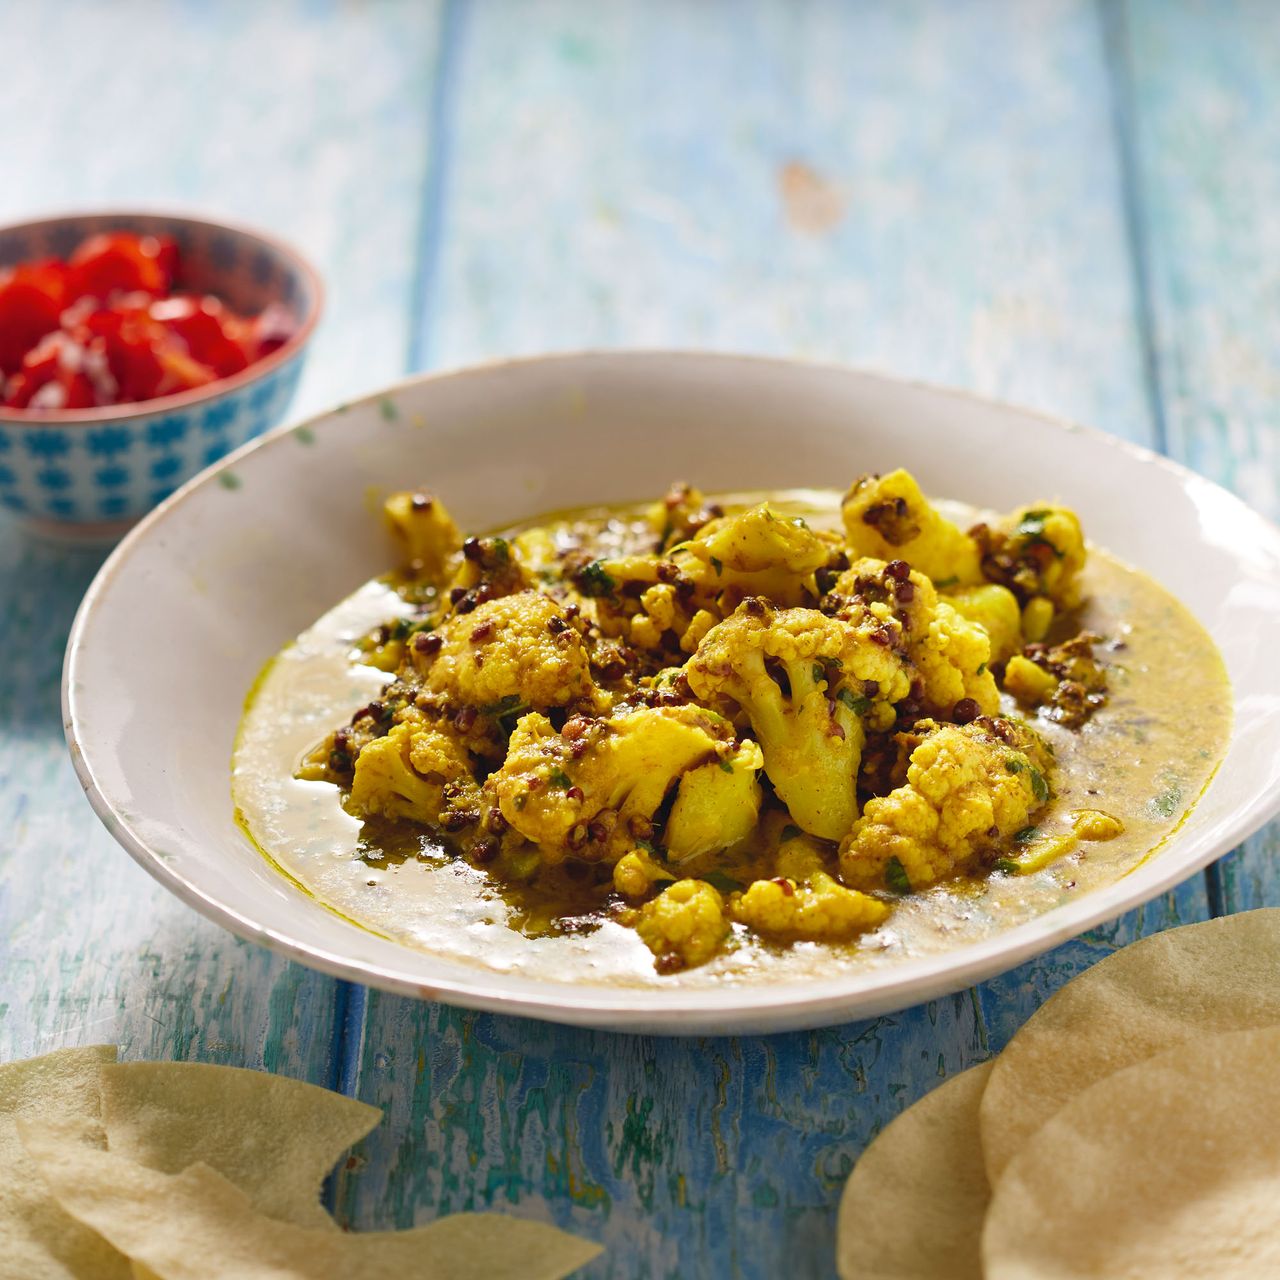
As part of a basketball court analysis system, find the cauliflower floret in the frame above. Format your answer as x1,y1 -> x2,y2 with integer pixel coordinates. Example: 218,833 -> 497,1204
972,505 -> 1086,609
911,600 -> 999,717
635,879 -> 729,971
842,470 -> 982,586
672,503 -> 831,606
383,491 -> 462,581
613,847 -> 677,898
942,583 -> 1023,663
412,591 -> 596,713
828,559 -> 999,720
665,739 -> 764,864
839,718 -> 1052,892
685,599 -> 911,840
345,721 -> 480,826
441,533 -> 533,614
647,481 -> 722,551
487,703 -> 733,865
731,871 -> 889,942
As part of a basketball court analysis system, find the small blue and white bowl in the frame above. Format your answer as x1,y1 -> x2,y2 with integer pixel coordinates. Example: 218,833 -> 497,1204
0,211 -> 322,539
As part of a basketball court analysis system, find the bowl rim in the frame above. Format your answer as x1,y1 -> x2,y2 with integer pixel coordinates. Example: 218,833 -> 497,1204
61,350 -> 1280,1030
0,207 -> 324,426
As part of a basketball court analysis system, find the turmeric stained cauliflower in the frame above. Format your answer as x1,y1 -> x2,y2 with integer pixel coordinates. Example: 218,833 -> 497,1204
839,717 -> 1052,893
345,720 -> 480,826
685,598 -> 911,840
635,879 -> 729,972
412,591 -> 596,713
827,559 -> 1000,719
487,703 -> 736,865
383,490 -> 462,582
842,470 -> 982,587
305,472 -> 1101,975
731,872 -> 889,942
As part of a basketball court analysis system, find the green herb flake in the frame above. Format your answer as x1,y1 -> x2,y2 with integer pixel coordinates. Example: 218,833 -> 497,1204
934,575 -> 959,589
217,472 -> 242,491
718,759 -> 735,774
1014,825 -> 1040,844
812,662 -> 827,685
576,560 -> 616,597
1005,757 -> 1026,775
548,768 -> 573,789
993,858 -> 1021,875
836,688 -> 872,716
294,426 -> 316,446
710,556 -> 724,576
702,871 -> 745,894
885,857 -> 912,895
379,397 -> 399,421
1147,778 -> 1184,820
977,662 -> 987,675
482,693 -> 529,717
1029,766 -> 1050,804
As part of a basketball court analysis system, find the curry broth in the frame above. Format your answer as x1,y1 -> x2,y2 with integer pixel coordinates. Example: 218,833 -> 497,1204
233,491 -> 1231,987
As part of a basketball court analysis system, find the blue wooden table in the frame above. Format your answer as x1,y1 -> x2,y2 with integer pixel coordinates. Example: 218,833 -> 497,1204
3,3 -> 1277,1275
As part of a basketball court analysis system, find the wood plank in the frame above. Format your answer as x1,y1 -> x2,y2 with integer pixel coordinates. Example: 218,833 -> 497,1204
0,0 -> 443,1079
1116,0 -> 1280,910
336,2 -> 1212,1274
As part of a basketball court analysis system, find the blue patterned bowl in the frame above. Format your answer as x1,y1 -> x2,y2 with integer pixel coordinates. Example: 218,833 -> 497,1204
0,211 -> 322,538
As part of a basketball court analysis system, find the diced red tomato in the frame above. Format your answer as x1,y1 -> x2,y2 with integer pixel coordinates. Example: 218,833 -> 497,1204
0,229 -> 296,410
66,232 -> 174,301
0,261 -> 68,373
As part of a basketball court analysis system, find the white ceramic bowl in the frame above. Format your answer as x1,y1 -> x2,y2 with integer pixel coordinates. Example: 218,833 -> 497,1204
63,353 -> 1280,1034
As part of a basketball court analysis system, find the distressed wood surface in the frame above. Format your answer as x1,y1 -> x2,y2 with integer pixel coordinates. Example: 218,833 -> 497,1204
0,2 -> 1274,1278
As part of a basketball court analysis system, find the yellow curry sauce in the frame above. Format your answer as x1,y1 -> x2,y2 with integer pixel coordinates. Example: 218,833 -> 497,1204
233,486 -> 1230,987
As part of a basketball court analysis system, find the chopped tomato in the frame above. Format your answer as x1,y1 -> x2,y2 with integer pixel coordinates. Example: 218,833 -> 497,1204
0,261 -> 68,373
0,229 -> 295,410
67,232 -> 174,300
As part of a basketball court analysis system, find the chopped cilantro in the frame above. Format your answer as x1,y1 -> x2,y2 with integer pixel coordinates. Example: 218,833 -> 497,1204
993,858 -> 1020,875
710,556 -> 724,576
1028,766 -> 1050,804
812,662 -> 827,684
836,688 -> 872,716
1014,825 -> 1040,844
575,560 -> 616,597
885,857 -> 911,895
1014,510 -> 1065,559
481,693 -> 529,717
548,768 -> 573,789
1005,757 -> 1026,775
490,536 -> 511,565
702,871 -> 745,894
718,758 -> 735,774
977,662 -> 987,675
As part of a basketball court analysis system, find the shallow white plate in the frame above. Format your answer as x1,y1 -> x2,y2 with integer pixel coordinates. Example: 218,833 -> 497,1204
64,353 -> 1280,1034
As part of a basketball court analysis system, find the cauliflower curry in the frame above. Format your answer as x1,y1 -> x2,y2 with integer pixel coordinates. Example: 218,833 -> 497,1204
234,474 -> 1230,983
